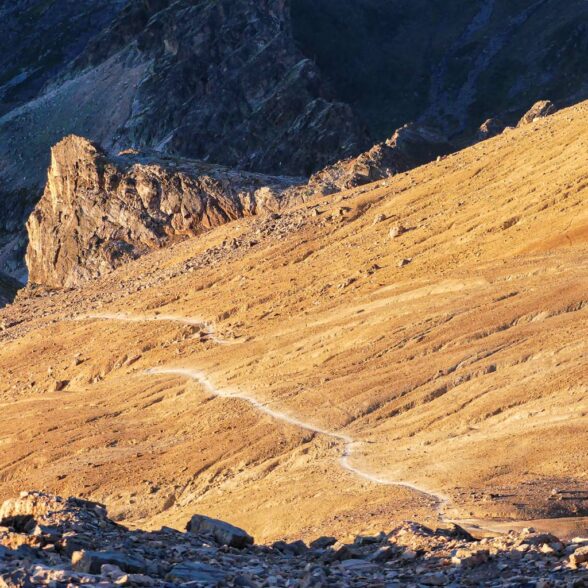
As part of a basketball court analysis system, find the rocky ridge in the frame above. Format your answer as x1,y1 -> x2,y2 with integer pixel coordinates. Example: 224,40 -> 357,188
25,136 -> 304,288
23,122 -> 456,289
1,492 -> 587,588
298,124 -> 453,196
23,100 -> 558,291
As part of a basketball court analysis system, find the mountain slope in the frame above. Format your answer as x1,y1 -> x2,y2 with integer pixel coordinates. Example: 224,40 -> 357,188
3,0 -> 588,281
0,101 -> 586,543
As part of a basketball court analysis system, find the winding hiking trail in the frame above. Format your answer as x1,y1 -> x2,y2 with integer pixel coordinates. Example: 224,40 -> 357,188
78,311 -> 588,538
80,312 -> 451,520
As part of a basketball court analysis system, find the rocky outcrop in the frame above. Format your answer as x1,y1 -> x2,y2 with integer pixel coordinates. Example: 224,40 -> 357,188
0,492 -> 586,587
518,100 -> 557,127
26,136 -> 303,288
477,118 -> 507,141
297,124 -> 452,196
0,272 -> 21,307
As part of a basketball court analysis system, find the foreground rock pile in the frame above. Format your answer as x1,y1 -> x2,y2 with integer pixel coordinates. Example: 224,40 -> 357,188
1,493 -> 587,587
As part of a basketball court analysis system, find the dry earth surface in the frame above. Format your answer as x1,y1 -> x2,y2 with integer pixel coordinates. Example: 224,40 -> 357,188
0,102 -> 587,548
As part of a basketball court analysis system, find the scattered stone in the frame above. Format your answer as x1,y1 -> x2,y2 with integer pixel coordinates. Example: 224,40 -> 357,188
570,545 -> 588,568
398,258 -> 412,267
477,118 -> 507,140
167,561 -> 228,584
451,548 -> 490,567
389,225 -> 407,238
72,551 -> 147,575
51,380 -> 69,392
309,536 -> 337,550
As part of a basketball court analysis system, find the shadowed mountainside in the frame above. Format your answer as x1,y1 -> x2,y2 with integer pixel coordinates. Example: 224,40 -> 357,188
0,0 -> 366,279
291,0 -> 588,139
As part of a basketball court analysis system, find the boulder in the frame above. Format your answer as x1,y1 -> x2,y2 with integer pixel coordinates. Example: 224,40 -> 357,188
167,562 -> 228,585
186,514 -> 254,548
517,100 -> 556,126
570,545 -> 588,568
71,550 -> 147,575
309,536 -> 337,550
477,118 -> 507,140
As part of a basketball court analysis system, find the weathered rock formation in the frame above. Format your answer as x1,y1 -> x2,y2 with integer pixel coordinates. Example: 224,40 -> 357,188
26,136 -> 303,288
0,492 -> 586,587
518,100 -> 558,127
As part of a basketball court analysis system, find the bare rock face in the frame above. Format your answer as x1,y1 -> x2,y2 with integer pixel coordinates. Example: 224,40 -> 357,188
299,124 -> 452,196
518,100 -> 557,127
26,136 -> 302,288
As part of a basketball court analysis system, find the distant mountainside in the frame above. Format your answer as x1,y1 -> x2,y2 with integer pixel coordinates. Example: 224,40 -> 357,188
291,0 -> 588,139
1,0 -> 588,281
0,271 -> 21,307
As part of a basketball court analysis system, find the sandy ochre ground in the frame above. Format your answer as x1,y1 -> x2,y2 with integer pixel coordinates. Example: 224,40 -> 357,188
0,102 -> 587,544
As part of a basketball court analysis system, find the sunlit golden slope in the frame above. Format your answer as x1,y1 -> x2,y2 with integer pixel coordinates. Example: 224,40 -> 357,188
0,102 -> 587,543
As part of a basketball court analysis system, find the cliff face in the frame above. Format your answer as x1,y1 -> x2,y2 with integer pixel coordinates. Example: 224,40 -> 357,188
26,136 -> 302,288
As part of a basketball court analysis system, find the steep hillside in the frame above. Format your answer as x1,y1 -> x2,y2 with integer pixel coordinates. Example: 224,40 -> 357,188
0,100 -> 586,544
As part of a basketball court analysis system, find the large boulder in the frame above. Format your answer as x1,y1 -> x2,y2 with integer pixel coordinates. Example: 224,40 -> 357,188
186,514 -> 254,548
517,100 -> 557,127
